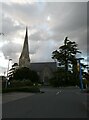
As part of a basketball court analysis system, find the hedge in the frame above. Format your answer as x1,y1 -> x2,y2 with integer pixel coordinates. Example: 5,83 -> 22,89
2,86 -> 40,93
10,80 -> 33,88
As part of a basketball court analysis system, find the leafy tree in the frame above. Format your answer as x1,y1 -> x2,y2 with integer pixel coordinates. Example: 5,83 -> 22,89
8,63 -> 19,80
12,63 -> 18,68
13,67 -> 39,83
49,68 -> 79,87
83,69 -> 89,86
52,37 -> 81,84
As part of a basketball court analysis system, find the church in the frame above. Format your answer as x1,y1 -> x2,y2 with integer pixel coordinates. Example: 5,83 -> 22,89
19,27 -> 57,84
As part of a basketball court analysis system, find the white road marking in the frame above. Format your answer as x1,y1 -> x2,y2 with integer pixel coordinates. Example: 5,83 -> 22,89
56,90 -> 62,95
56,92 -> 59,95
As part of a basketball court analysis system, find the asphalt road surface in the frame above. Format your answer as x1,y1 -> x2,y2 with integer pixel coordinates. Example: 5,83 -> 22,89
2,87 -> 88,118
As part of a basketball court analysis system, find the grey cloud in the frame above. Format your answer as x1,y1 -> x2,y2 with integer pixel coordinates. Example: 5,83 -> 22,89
2,14 -> 24,33
51,3 -> 87,33
29,29 -> 50,41
2,2 -> 46,25
0,66 -> 7,75
29,31 -> 42,41
1,2 -> 87,64
29,40 -> 40,54
1,14 -> 25,43
31,40 -> 57,62
1,42 -> 21,62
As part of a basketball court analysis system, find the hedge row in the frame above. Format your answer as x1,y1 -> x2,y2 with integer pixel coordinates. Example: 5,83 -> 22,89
2,86 -> 40,93
10,80 -> 33,88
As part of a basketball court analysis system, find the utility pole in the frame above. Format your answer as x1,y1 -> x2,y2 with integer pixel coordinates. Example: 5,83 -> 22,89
54,59 -> 58,82
6,58 -> 12,88
77,58 -> 84,91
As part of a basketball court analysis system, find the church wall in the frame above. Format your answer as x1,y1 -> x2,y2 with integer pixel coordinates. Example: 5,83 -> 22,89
39,66 -> 54,84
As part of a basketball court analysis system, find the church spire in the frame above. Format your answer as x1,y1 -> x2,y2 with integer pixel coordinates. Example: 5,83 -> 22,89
19,27 -> 30,67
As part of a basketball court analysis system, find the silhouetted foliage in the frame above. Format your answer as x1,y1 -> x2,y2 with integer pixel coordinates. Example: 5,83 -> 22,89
8,63 -> 19,80
83,71 -> 89,82
10,80 -> 33,88
49,68 -> 79,87
12,63 -> 18,68
52,37 -> 81,73
52,37 -> 82,86
13,67 -> 39,83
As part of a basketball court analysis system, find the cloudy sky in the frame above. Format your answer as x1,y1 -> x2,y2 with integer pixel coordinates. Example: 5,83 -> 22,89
0,0 -> 88,75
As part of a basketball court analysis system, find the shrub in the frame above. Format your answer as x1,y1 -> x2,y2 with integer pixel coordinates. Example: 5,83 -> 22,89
10,80 -> 33,88
49,77 -> 60,87
2,86 -> 40,93
2,88 -> 16,93
16,86 -> 40,93
13,67 -> 39,83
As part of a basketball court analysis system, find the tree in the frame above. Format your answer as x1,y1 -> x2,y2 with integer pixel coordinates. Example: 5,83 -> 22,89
82,64 -> 89,87
52,37 -> 81,84
8,63 -> 19,80
12,63 -> 18,68
13,67 -> 39,83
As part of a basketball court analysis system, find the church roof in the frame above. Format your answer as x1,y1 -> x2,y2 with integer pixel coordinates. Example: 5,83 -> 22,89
30,62 -> 57,72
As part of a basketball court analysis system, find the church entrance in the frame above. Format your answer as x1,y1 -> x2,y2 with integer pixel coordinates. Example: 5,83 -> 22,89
42,66 -> 53,85
44,76 -> 49,85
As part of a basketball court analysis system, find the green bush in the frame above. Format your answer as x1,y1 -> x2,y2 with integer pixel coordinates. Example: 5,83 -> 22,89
16,86 -> 40,93
2,87 -> 16,93
10,80 -> 33,88
49,77 -> 60,87
2,86 -> 40,93
13,67 -> 39,83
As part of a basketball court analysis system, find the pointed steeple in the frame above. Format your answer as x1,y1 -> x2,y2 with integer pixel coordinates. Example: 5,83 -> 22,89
19,27 -> 30,67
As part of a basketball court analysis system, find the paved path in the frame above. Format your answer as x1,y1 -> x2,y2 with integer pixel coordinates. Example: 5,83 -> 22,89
2,87 -> 88,118
2,92 -> 34,104
1,92 -> 34,119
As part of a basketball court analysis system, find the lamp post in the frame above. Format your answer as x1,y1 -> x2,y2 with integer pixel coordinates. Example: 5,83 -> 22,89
6,58 -> 12,88
54,59 -> 58,82
77,58 -> 84,91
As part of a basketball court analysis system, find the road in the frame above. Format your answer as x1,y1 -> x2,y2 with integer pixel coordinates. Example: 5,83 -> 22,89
2,87 -> 88,118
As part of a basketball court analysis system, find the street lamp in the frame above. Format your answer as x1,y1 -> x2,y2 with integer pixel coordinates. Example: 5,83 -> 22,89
6,58 -> 12,88
54,59 -> 58,82
77,58 -> 84,91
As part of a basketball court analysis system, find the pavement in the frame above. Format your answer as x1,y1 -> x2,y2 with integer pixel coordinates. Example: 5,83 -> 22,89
81,92 -> 89,113
1,92 -> 34,119
2,92 -> 34,104
2,87 -> 88,118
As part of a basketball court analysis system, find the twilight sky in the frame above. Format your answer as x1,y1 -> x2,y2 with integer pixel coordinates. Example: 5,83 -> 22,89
0,0 -> 88,75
